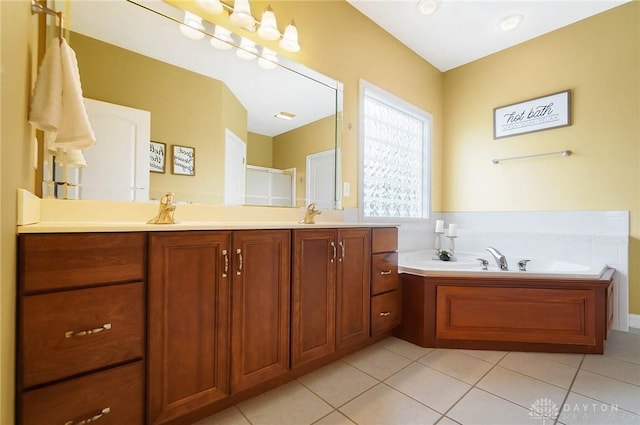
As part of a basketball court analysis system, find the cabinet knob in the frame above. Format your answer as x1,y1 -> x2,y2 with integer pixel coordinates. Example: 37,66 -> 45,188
379,311 -> 392,317
64,406 -> 110,425
65,323 -> 112,339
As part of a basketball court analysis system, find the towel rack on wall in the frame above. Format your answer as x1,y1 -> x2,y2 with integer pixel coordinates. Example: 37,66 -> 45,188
30,0 -> 64,40
492,150 -> 573,165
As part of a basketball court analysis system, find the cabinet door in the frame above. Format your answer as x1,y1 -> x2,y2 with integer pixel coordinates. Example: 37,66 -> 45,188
292,229 -> 336,367
147,232 -> 231,425
336,228 -> 371,349
231,230 -> 290,392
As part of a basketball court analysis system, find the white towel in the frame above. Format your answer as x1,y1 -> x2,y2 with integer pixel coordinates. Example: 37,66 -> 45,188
29,38 -> 62,133
29,37 -> 95,162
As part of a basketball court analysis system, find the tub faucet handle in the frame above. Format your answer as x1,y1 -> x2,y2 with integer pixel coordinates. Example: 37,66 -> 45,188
476,258 -> 489,270
518,259 -> 531,271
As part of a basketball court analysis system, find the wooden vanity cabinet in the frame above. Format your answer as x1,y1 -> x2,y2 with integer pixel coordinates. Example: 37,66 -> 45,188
17,232 -> 146,425
147,229 -> 291,424
291,228 -> 371,368
230,230 -> 291,393
370,227 -> 401,334
147,231 -> 231,425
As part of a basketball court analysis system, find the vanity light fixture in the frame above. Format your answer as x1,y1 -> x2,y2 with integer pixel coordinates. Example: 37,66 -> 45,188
274,111 -> 295,120
416,0 -> 438,16
258,47 -> 279,70
236,37 -> 258,60
499,14 -> 523,32
210,25 -> 234,49
191,0 -> 301,53
179,10 -> 205,40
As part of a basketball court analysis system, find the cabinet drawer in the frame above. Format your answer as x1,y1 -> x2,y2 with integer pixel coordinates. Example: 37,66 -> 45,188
21,282 -> 144,388
21,361 -> 144,425
371,228 -> 398,253
371,290 -> 401,335
20,232 -> 145,293
371,252 -> 398,295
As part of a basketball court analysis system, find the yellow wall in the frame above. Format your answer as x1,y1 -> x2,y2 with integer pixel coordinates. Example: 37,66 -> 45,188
0,1 -> 38,423
442,2 -> 640,313
273,115 -> 336,207
247,132 -> 273,168
71,32 -> 247,204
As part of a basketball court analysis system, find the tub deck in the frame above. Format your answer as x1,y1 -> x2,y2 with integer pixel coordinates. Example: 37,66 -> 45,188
394,267 -> 615,354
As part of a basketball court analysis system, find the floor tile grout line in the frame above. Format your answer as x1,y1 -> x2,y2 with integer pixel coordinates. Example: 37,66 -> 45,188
577,367 -> 640,388
434,348 -> 505,422
210,335 -> 640,425
553,352 -> 586,425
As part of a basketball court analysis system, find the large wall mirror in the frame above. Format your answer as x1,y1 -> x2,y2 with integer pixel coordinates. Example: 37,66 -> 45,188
45,0 -> 343,209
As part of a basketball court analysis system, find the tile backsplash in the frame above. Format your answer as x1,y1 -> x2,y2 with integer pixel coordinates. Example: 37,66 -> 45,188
398,210 -> 630,331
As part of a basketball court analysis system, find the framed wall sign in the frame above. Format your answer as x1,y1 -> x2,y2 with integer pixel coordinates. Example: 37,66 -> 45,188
172,145 -> 195,176
494,90 -> 571,139
149,141 -> 166,173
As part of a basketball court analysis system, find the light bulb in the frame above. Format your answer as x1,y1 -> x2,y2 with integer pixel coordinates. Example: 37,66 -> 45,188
416,0 -> 438,16
499,14 -> 523,32
230,0 -> 255,28
196,0 -> 223,15
210,25 -> 233,50
236,37 -> 257,60
258,47 -> 279,70
257,5 -> 280,41
279,20 -> 300,52
179,11 -> 205,40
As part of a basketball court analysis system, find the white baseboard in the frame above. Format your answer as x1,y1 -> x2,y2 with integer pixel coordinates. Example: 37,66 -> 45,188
629,314 -> 640,330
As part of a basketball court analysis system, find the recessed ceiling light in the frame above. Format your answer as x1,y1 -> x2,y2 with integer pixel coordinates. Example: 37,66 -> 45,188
275,111 -> 295,120
499,14 -> 523,32
416,0 -> 438,16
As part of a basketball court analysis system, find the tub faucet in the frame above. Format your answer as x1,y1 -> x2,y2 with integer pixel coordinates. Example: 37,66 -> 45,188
486,247 -> 508,271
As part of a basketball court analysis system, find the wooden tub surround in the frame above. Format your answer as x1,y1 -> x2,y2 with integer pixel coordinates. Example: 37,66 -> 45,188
394,268 -> 615,354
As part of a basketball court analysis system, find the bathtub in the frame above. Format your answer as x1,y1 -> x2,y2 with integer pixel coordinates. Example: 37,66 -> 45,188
398,250 -> 607,279
394,250 -> 615,354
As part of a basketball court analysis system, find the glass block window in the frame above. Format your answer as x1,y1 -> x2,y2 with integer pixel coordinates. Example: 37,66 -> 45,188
360,82 -> 431,220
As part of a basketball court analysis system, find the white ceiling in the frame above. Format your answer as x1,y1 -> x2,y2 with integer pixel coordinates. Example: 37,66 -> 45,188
347,0 -> 631,72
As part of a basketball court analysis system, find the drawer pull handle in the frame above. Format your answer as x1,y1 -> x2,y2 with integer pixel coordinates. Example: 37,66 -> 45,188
236,248 -> 243,275
380,270 -> 392,275
222,249 -> 229,277
330,242 -> 336,263
339,241 -> 345,262
379,311 -> 392,316
65,323 -> 111,339
64,406 -> 110,425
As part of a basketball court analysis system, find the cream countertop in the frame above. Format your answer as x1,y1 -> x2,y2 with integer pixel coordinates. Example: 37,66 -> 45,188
16,189 -> 395,233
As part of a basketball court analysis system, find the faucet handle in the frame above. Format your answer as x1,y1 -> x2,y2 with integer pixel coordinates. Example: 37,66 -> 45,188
517,259 -> 531,271
476,258 -> 489,270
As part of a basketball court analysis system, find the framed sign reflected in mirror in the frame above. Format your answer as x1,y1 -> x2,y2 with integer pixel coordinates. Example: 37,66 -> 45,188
149,141 -> 166,173
172,145 -> 195,176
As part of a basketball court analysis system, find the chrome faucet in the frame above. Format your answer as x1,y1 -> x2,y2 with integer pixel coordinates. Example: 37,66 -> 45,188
486,247 -> 508,271
301,203 -> 322,224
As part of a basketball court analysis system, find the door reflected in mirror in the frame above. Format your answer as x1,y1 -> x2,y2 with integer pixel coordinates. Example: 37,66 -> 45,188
46,0 -> 342,209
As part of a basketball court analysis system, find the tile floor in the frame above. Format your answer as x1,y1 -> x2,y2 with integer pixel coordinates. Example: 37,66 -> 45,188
194,330 -> 640,425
